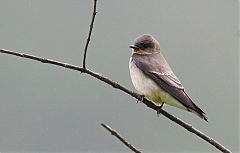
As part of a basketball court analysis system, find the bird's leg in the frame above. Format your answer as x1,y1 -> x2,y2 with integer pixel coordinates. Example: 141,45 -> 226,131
157,102 -> 164,116
159,102 -> 164,108
137,95 -> 144,103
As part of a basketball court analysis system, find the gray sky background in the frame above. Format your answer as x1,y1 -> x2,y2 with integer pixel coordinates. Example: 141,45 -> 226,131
0,0 -> 239,152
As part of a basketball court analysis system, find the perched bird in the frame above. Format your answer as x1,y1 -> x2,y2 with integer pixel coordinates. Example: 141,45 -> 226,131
129,34 -> 208,122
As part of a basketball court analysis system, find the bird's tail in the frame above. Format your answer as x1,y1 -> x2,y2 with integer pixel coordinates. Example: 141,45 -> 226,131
190,108 -> 208,122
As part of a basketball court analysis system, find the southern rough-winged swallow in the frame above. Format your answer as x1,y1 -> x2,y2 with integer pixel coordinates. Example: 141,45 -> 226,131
129,34 -> 208,122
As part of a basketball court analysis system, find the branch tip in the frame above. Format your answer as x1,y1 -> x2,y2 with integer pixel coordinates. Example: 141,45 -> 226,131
101,123 -> 141,153
82,0 -> 98,69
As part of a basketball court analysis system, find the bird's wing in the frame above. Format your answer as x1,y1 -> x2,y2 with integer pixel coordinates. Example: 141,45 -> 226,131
132,53 -> 184,90
151,71 -> 184,89
132,53 -> 207,120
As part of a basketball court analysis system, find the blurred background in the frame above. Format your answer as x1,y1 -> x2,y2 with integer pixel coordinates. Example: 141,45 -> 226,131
0,0 -> 239,152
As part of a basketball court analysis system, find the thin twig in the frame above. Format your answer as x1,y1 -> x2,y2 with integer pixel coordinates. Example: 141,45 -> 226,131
82,0 -> 97,69
101,123 -> 141,153
0,48 -> 231,153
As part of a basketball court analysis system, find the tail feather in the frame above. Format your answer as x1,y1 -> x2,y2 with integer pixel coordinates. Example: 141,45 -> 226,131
190,108 -> 208,122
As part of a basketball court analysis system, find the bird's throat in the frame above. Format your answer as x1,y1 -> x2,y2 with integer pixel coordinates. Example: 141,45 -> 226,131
132,50 -> 158,55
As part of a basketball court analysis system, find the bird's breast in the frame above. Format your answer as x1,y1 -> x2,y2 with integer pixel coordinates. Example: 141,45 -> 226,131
129,57 -> 160,96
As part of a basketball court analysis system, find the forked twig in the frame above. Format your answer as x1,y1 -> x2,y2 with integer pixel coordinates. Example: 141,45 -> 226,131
0,48 -> 231,153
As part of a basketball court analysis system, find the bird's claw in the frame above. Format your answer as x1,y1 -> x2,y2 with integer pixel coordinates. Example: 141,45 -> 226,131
157,103 -> 164,116
136,95 -> 144,103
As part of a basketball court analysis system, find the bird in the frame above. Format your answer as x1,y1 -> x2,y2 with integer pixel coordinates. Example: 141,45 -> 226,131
129,34 -> 208,122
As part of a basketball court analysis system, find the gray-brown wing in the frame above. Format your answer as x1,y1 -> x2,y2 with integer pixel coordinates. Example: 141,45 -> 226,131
151,71 -> 184,89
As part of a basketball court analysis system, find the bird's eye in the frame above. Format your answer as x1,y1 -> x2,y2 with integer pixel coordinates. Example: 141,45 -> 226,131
142,44 -> 146,48
142,43 -> 150,49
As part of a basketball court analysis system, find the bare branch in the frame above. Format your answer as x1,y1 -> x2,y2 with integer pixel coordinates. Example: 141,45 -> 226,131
101,123 -> 141,153
0,48 -> 231,153
82,0 -> 97,69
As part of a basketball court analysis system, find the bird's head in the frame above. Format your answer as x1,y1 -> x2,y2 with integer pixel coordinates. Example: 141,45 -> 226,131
130,34 -> 160,54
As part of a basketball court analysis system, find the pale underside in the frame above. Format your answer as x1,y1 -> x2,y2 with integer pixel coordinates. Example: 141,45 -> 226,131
129,57 -> 187,110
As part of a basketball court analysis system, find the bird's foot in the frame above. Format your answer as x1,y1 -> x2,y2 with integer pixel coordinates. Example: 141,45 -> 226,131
157,103 -> 164,116
137,95 -> 144,103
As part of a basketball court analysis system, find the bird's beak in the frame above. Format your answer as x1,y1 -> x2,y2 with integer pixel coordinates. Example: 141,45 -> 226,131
129,45 -> 139,49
